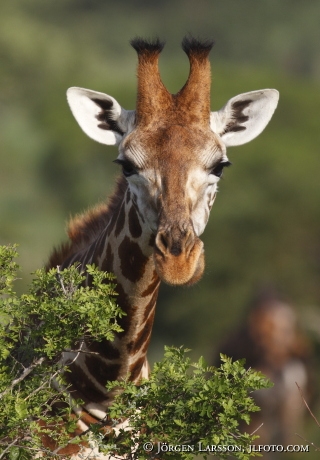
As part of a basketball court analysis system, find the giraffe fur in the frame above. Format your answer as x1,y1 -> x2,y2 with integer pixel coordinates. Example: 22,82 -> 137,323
43,36 -> 279,458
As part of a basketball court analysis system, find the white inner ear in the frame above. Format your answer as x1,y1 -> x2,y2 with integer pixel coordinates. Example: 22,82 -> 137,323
210,89 -> 279,147
67,87 -> 132,146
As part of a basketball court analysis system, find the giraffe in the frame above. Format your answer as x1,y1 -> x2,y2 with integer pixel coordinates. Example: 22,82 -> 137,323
215,290 -> 313,455
45,37 -> 279,457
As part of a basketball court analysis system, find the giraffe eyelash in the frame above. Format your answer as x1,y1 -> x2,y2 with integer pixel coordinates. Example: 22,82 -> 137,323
210,161 -> 232,178
113,159 -> 138,177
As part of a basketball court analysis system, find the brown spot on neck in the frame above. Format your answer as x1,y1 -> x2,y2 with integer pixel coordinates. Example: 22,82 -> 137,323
118,236 -> 148,283
127,310 -> 155,355
129,356 -> 146,381
116,283 -> 137,337
100,242 -> 114,273
141,270 -> 160,297
143,287 -> 159,322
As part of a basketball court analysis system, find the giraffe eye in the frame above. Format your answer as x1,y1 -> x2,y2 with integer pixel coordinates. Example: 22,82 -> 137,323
113,159 -> 137,177
211,161 -> 232,178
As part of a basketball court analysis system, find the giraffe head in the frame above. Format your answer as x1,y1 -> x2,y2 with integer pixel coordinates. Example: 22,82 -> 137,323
66,37 -> 279,286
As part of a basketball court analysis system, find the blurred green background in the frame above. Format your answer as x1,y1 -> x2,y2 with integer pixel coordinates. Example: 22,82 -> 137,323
1,0 -> 320,452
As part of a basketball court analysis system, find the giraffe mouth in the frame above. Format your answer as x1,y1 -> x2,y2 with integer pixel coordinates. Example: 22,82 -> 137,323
153,232 -> 205,286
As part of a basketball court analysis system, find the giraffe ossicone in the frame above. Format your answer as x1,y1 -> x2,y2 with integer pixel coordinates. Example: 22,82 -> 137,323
46,36 -> 279,457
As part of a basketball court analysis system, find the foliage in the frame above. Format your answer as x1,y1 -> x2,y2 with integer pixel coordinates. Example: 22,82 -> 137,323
0,245 -> 270,459
0,244 -> 123,458
104,348 -> 270,460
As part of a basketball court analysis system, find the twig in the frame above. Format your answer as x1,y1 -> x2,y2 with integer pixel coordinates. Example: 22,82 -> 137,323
296,382 -> 320,428
56,265 -> 67,295
0,438 -> 19,459
64,348 -> 99,356
295,381 -> 320,451
250,422 -> 264,436
295,433 -> 319,451
0,442 -> 58,459
24,368 -> 61,401
64,340 -> 85,366
0,357 -> 45,400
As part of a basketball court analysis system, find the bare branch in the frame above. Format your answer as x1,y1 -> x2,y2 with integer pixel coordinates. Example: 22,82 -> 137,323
0,357 -> 45,400
64,348 -> 99,356
0,441 -> 57,459
295,432 -> 319,450
296,382 -> 320,428
24,368 -> 61,401
64,340 -> 85,366
250,422 -> 264,436
0,438 -> 19,459
56,265 -> 67,295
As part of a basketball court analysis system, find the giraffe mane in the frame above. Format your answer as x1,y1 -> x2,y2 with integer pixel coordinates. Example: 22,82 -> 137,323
47,176 -> 128,269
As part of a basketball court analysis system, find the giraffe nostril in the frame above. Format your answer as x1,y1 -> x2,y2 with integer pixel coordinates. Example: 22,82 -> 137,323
156,230 -> 184,256
155,231 -> 169,255
160,233 -> 168,250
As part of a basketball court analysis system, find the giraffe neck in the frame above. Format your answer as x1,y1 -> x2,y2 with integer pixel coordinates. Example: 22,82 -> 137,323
60,186 -> 160,417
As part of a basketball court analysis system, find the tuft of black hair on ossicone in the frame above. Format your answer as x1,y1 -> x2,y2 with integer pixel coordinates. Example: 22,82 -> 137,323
130,37 -> 165,54
181,35 -> 215,57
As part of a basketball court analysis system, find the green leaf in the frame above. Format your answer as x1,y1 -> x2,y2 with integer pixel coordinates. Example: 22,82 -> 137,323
15,399 -> 28,419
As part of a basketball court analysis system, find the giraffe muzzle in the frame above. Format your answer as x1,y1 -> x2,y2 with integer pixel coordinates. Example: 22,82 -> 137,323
153,227 -> 205,286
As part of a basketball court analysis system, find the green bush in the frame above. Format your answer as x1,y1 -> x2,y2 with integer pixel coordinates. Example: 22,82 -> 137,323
0,245 -> 270,459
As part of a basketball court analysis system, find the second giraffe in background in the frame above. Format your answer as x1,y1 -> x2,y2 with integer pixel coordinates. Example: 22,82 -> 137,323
215,290 -> 313,446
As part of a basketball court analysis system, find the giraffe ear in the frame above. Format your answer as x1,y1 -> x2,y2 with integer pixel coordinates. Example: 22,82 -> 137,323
67,87 -> 135,145
210,89 -> 279,147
